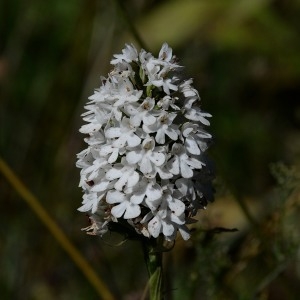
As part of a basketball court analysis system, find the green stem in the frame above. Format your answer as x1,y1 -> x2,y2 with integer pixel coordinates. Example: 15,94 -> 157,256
142,238 -> 164,300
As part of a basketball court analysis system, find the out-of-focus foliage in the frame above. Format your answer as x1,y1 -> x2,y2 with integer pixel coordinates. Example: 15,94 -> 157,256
1,0 -> 300,299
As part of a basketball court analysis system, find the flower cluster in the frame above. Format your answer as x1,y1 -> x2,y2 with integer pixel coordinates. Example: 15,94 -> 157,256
76,43 -> 214,241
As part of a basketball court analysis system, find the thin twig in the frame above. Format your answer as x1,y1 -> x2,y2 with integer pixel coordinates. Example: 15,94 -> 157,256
0,158 -> 115,300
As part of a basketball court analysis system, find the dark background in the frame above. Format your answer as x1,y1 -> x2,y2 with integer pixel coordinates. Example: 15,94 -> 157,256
1,0 -> 300,299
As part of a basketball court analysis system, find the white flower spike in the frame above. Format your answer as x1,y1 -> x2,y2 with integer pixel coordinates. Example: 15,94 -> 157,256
77,43 -> 214,241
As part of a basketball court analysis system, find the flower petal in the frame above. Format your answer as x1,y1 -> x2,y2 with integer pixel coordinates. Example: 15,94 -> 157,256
114,175 -> 128,191
80,123 -> 102,134
148,217 -> 161,238
159,43 -> 172,61
162,222 -> 175,236
168,199 -> 185,215
187,157 -> 204,169
126,171 -> 139,188
127,133 -> 141,147
126,150 -> 142,164
155,128 -> 165,144
112,135 -> 127,148
140,156 -> 152,174
145,197 -> 161,211
105,127 -> 122,138
91,181 -> 110,192
180,161 -> 193,178
124,203 -> 141,219
170,214 -> 185,225
179,226 -> 191,240
167,157 -> 179,175
130,193 -> 145,204
131,114 -> 142,127
106,168 -> 122,180
106,190 -> 125,204
111,202 -> 127,218
146,183 -> 162,201
185,137 -> 200,155
149,152 -> 165,166
143,114 -> 156,125
108,148 -> 119,163
166,127 -> 178,141
99,145 -> 113,156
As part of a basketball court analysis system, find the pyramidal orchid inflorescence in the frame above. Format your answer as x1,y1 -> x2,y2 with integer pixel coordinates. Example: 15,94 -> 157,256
76,43 -> 214,241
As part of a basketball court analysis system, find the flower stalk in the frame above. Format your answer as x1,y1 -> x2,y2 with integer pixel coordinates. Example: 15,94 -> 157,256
76,43 -> 214,296
142,237 -> 164,300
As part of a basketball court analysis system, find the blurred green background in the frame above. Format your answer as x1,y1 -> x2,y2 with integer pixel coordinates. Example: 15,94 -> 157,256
1,0 -> 300,299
